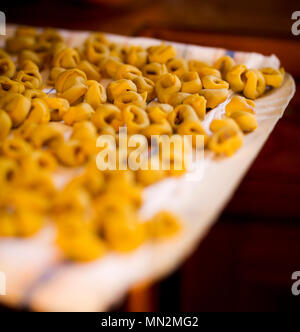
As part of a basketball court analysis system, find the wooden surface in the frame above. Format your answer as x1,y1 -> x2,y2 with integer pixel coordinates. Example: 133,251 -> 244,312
1,0 -> 300,312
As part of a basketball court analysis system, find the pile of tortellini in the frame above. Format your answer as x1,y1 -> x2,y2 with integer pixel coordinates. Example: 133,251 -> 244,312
0,26 -> 285,261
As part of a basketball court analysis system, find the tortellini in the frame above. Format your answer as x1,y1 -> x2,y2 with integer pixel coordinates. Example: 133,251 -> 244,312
209,118 -> 243,156
155,73 -> 181,103
0,26 -> 285,261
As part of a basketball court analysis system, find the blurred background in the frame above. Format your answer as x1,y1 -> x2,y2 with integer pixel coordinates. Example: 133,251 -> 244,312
1,0 -> 300,312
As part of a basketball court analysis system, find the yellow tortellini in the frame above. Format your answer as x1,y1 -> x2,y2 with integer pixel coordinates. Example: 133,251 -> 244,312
55,68 -> 88,105
167,58 -> 188,78
114,90 -> 147,110
53,47 -> 80,69
0,26 -> 286,261
122,105 -> 150,134
209,118 -> 243,156
260,67 -> 285,89
125,46 -> 148,68
0,93 -> 31,127
198,88 -> 229,109
180,71 -> 202,94
77,60 -> 101,81
155,73 -> 182,103
142,62 -> 168,82
91,104 -> 123,135
225,96 -> 257,132
214,55 -> 235,79
84,80 -> 107,109
107,79 -> 137,102
202,75 -> 229,90
63,102 -> 94,125
148,43 -> 176,64
133,76 -> 156,102
0,56 -> 16,78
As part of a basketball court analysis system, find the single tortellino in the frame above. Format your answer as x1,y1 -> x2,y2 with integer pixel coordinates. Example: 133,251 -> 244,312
148,43 -> 176,64
209,118 -> 243,156
146,211 -> 181,239
0,77 -> 25,95
226,64 -> 247,92
6,34 -> 36,54
0,110 -> 12,141
0,93 -> 31,127
214,55 -> 236,79
243,69 -> 266,100
260,67 -> 285,89
26,98 -> 51,124
43,97 -> 70,121
55,68 -> 88,105
91,104 -> 123,134
2,137 -> 32,160
29,123 -> 64,149
142,62 -> 168,82
167,58 -> 188,78
125,46 -> 148,68
57,217 -> 106,262
77,60 -> 101,81
202,75 -> 229,90
133,76 -> 155,102
20,150 -> 57,174
225,96 -> 257,132
107,79 -> 137,102
122,105 -> 150,134
15,61 -> 43,89
155,73 -> 182,103
145,103 -> 173,136
167,104 -> 199,129
84,80 -> 107,109
36,28 -> 63,51
85,41 -> 110,64
169,105 -> 208,146
71,121 -> 97,141
183,94 -> 206,120
114,64 -> 142,80
63,102 -> 94,125
180,71 -> 202,94
114,90 -> 147,110
54,139 -> 90,167
0,57 -> 16,78
100,56 -> 122,78
199,88 -> 229,109
102,211 -> 146,252
84,32 -> 109,47
53,47 -> 80,69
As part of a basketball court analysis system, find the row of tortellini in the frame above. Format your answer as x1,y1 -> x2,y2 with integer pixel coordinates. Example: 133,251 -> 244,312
0,26 -> 285,261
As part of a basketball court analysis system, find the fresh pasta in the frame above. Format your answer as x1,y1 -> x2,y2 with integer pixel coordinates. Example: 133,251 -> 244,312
0,26 -> 285,262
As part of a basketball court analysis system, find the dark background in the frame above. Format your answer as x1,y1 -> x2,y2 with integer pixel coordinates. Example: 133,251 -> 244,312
1,0 -> 300,312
